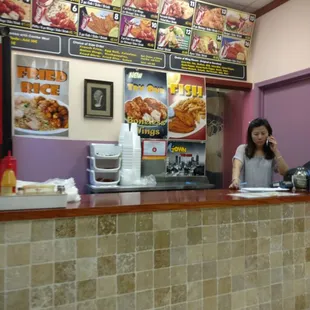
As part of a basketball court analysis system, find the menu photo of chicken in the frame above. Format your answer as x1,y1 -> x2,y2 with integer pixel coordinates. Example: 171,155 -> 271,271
32,0 -> 78,35
120,15 -> 157,49
189,29 -> 221,59
219,36 -> 249,64
224,9 -> 255,38
80,0 -> 121,13
159,0 -> 195,27
193,2 -> 226,33
79,6 -> 119,42
156,22 -> 190,54
124,68 -> 168,139
122,0 -> 160,20
0,0 -> 31,27
167,73 -> 206,140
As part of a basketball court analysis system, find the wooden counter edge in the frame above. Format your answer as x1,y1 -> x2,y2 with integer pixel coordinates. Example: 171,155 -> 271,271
1,189 -> 310,222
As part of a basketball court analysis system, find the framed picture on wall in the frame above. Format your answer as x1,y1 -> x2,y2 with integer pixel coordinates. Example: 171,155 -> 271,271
84,79 -> 113,119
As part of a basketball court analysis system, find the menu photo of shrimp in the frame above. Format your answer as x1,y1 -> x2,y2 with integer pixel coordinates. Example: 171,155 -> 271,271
79,6 -> 119,42
219,36 -> 249,64
167,73 -> 206,140
189,29 -> 221,59
193,2 -> 226,33
80,0 -> 121,13
0,0 -> 31,27
124,68 -> 168,139
159,0 -> 195,27
32,0 -> 78,34
122,0 -> 160,20
119,15 -> 157,49
156,23 -> 190,54
224,9 -> 255,38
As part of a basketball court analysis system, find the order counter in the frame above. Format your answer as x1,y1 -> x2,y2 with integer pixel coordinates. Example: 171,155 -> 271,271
0,189 -> 310,310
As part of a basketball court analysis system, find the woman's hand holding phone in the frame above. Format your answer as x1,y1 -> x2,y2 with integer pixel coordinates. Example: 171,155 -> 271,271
267,135 -> 278,153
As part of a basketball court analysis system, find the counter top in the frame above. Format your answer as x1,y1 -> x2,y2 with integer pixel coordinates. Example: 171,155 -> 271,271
1,189 -> 310,222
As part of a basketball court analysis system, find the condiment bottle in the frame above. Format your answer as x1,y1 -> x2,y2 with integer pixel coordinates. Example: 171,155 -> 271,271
0,151 -> 17,182
1,160 -> 16,196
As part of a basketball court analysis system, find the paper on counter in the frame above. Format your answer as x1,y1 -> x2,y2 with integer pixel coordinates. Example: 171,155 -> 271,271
229,192 -> 300,199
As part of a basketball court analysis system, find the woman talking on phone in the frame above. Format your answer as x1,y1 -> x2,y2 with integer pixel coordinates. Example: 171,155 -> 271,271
229,118 -> 289,189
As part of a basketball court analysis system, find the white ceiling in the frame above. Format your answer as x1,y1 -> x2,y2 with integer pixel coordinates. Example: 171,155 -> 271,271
203,0 -> 274,13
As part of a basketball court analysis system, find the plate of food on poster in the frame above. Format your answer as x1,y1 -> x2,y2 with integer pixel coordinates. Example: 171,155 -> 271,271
224,9 -> 255,36
14,93 -> 69,135
159,0 -> 195,27
190,30 -> 221,57
32,0 -> 78,33
79,7 -> 119,42
123,0 -> 160,19
220,37 -> 248,63
193,2 -> 225,32
167,73 -> 206,140
0,0 -> 31,26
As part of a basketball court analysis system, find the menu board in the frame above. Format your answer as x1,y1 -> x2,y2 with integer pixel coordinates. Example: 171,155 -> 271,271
2,0 -> 255,80
167,72 -> 206,140
124,68 -> 168,139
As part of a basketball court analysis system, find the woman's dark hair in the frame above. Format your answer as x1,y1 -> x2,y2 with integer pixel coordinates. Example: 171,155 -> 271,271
245,118 -> 275,159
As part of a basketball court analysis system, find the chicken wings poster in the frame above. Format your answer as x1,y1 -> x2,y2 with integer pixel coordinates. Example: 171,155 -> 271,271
167,73 -> 206,140
124,68 -> 168,139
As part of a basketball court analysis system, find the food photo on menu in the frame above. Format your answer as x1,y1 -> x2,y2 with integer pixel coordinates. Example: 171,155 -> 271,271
167,73 -> 206,140
156,23 -> 190,54
79,6 -> 119,42
124,68 -> 168,139
0,0 -> 31,26
120,15 -> 157,49
189,29 -> 221,58
193,2 -> 225,32
166,141 -> 206,176
224,9 -> 255,36
220,36 -> 249,63
159,0 -> 195,27
122,0 -> 160,19
32,0 -> 78,34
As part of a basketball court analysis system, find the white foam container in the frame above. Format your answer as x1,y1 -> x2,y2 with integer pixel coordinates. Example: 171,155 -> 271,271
90,143 -> 121,159
87,169 -> 120,186
88,156 -> 121,171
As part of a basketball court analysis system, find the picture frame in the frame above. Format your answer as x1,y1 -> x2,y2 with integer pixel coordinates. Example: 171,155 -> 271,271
84,79 -> 114,119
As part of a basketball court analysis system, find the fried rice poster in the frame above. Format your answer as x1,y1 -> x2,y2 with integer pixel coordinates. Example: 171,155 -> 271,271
14,55 -> 69,137
167,73 -> 206,140
124,68 -> 168,139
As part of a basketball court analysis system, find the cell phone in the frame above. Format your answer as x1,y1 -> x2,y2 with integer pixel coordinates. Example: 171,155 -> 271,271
266,137 -> 269,146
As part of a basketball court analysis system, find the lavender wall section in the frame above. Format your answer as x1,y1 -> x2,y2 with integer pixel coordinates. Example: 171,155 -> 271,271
13,136 -> 115,194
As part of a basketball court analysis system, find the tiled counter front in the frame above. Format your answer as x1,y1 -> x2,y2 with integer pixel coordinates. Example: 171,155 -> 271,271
1,203 -> 310,310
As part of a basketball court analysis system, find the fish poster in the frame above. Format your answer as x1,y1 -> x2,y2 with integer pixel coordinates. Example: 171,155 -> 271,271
167,72 -> 206,140
14,55 -> 69,137
124,68 -> 168,139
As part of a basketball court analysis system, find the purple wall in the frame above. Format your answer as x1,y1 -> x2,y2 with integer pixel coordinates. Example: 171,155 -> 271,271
13,136 -> 115,194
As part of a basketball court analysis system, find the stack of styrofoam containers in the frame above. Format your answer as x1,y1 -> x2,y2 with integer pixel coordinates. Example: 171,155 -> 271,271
120,123 -> 141,185
87,143 -> 122,187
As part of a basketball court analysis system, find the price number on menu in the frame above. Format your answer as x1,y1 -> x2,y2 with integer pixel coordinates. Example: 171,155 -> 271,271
151,22 -> 157,29
113,13 -> 120,21
185,28 -> 191,36
189,0 -> 195,8
245,40 -> 250,48
249,15 -> 255,22
221,8 -> 227,16
71,4 -> 78,13
216,34 -> 222,42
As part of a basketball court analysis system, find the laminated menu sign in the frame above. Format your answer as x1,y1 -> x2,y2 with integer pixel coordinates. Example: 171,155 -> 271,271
14,55 -> 69,137
124,68 -> 168,139
32,0 -> 78,35
119,15 -> 157,49
0,0 -> 32,28
78,6 -> 120,43
167,73 -> 206,140
159,0 -> 195,27
166,141 -> 205,176
122,0 -> 159,20
156,22 -> 191,54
